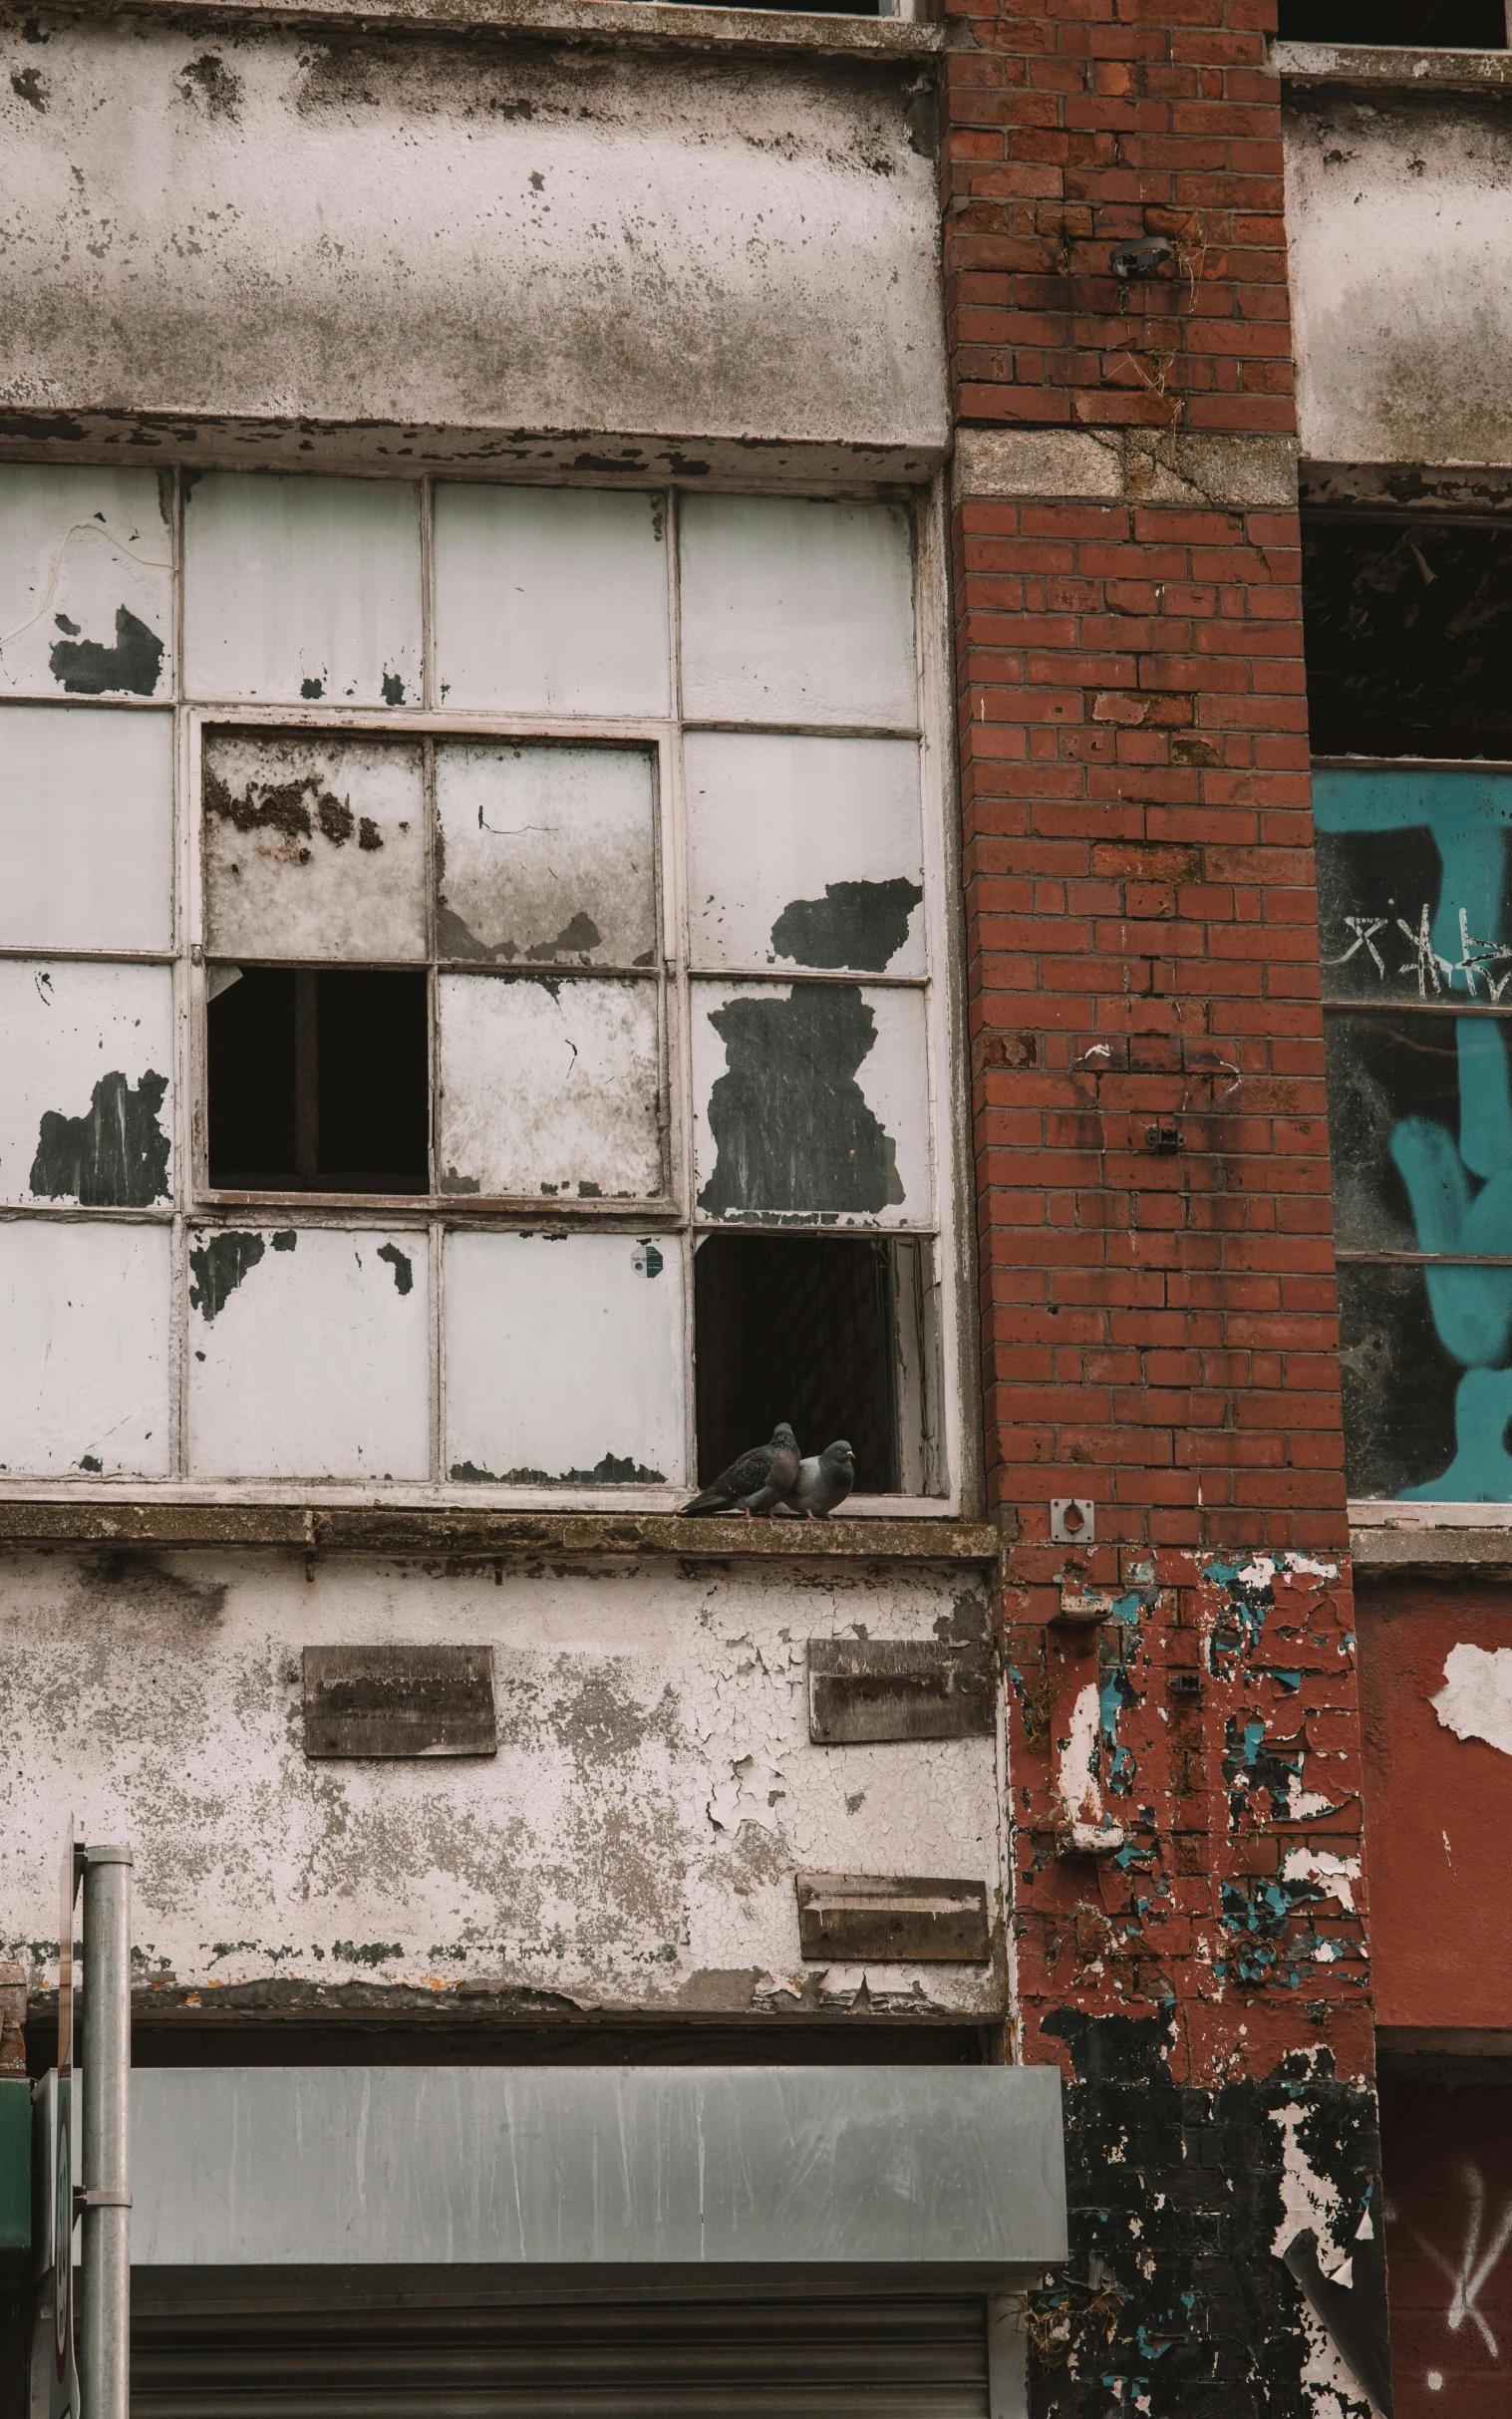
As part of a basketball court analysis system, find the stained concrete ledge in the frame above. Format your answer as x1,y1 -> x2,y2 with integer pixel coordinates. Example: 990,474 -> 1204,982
0,1499 -> 1004,1563
1350,1521 -> 1512,1582
1275,40 -> 1512,93
953,427 -> 1298,512
55,0 -> 944,60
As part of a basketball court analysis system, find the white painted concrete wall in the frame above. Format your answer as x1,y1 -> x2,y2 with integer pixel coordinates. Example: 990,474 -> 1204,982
1286,86 -> 1512,468
0,1551 -> 1002,2016
0,13 -> 946,455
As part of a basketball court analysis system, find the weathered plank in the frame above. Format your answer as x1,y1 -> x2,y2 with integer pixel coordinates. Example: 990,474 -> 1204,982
302,1644 -> 496,1758
794,1872 -> 992,1964
807,1638 -> 995,1743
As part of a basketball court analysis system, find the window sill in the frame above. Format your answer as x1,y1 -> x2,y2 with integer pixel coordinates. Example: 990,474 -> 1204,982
1274,39 -> 1512,94
1351,1505 -> 1512,1578
87,0 -> 945,61
0,1497 -> 1005,1564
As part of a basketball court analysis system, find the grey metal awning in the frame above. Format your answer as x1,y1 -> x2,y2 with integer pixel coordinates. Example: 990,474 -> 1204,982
129,2065 -> 1066,2289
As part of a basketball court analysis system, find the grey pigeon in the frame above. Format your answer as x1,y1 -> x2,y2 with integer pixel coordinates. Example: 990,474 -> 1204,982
680,1422 -> 800,1518
782,1439 -> 855,1520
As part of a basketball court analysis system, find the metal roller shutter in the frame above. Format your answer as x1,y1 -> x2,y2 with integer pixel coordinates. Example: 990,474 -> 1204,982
133,2293 -> 991,2418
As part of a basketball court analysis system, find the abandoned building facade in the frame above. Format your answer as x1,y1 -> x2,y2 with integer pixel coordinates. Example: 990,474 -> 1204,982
0,0 -> 1508,2411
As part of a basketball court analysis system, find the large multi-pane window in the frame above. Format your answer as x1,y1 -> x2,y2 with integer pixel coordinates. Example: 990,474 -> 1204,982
0,466 -> 955,1501
1310,510 -> 1512,1502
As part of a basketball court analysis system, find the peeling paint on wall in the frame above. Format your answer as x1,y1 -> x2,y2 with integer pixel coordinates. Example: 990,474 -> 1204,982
1431,1642 -> 1512,1758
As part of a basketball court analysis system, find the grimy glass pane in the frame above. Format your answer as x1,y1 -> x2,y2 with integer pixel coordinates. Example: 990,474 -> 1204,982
0,1222 -> 171,1478
1338,1261 -> 1506,1504
438,974 -> 662,1201
1315,764 -> 1512,1005
0,706 -> 172,951
685,733 -> 924,976
0,961 -> 173,1208
679,496 -> 916,730
1326,1011 -> 1512,1258
691,980 -> 930,1226
186,1226 -> 431,1481
0,464 -> 171,700
183,474 -> 422,706
444,1231 -> 686,1486
436,743 -> 656,968
434,485 -> 670,716
203,733 -> 427,962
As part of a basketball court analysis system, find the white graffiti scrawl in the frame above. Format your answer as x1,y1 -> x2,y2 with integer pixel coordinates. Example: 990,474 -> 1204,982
1396,2161 -> 1512,2360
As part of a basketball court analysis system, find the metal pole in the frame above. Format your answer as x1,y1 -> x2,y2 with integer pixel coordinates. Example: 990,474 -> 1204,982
78,1847 -> 132,2419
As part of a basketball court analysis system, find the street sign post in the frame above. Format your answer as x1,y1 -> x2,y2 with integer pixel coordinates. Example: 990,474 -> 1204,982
30,1825 -> 84,2419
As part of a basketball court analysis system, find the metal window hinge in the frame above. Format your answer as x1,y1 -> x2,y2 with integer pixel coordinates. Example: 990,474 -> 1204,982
74,2189 -> 132,2211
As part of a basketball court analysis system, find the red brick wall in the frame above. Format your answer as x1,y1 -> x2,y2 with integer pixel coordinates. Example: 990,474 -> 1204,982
944,0 -> 1370,2113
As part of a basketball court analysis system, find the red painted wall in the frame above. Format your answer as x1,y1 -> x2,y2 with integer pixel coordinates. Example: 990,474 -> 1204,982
1360,1587 -> 1512,2032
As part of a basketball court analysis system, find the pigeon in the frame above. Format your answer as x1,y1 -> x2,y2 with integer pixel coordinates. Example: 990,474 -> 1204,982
781,1439 -> 855,1520
680,1422 -> 800,1518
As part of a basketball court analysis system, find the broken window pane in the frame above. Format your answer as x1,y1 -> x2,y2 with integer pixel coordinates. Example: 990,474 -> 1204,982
207,970 -> 429,1192
436,743 -> 657,968
186,1225 -> 431,1480
1278,1 -> 1505,48
183,474 -> 423,706
433,485 -> 670,716
685,733 -> 924,975
679,496 -> 916,730
437,974 -> 662,1201
1316,766 -> 1512,1005
0,961 -> 173,1208
203,732 -> 428,963
445,1231 -> 686,1485
694,1233 -> 909,1492
691,980 -> 930,1225
0,706 -> 172,952
0,1221 -> 170,1477
0,465 -> 171,700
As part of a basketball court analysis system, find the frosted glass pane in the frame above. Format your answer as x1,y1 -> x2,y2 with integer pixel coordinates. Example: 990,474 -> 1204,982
436,743 -> 656,967
438,974 -> 662,1201
204,732 -> 427,961
680,496 -> 916,728
691,979 -> 930,1226
0,961 -> 173,1208
0,706 -> 172,951
686,733 -> 924,975
0,464 -> 171,699
434,485 -> 670,715
184,474 -> 422,705
186,1226 -> 431,1480
445,1230 -> 686,1485
0,1222 -> 170,1477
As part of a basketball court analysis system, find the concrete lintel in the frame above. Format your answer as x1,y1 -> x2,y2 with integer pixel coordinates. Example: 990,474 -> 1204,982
1274,39 -> 1512,94
953,426 -> 1298,512
0,414 -> 947,494
48,0 -> 945,62
1350,1519 -> 1512,1581
0,1499 -> 1004,1564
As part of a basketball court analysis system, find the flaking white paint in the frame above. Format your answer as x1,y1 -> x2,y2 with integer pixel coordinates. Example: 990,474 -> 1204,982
1431,1642 -> 1512,1757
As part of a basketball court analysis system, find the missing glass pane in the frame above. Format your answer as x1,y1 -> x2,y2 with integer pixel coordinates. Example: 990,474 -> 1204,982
1304,516 -> 1512,756
694,1233 -> 934,1497
1277,0 -> 1506,40
207,967 -> 429,1192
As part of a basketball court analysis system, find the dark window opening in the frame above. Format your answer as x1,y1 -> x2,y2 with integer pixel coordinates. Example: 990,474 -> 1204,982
1278,0 -> 1507,43
1303,513 -> 1512,758
694,1233 -> 910,1495
208,967 -> 429,1192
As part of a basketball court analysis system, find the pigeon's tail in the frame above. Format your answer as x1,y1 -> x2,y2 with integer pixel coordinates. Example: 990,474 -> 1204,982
678,1488 -> 733,1517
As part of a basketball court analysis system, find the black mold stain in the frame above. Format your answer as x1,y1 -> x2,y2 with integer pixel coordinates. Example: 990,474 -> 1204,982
451,1453 -> 666,1484
381,671 -> 406,705
205,763 -> 370,851
177,53 -> 242,117
300,678 -> 325,701
50,606 -> 164,697
770,877 -> 923,972
377,1242 -> 413,1295
1031,2008 -> 1388,2419
77,1454 -> 102,1473
29,1070 -> 170,1206
358,817 -> 383,851
441,1166 -> 481,1195
188,1230 -> 266,1322
54,613 -> 80,635
526,911 -> 602,963
697,984 -> 903,1219
271,1229 -> 297,1252
10,65 -> 46,107
437,903 -> 494,961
